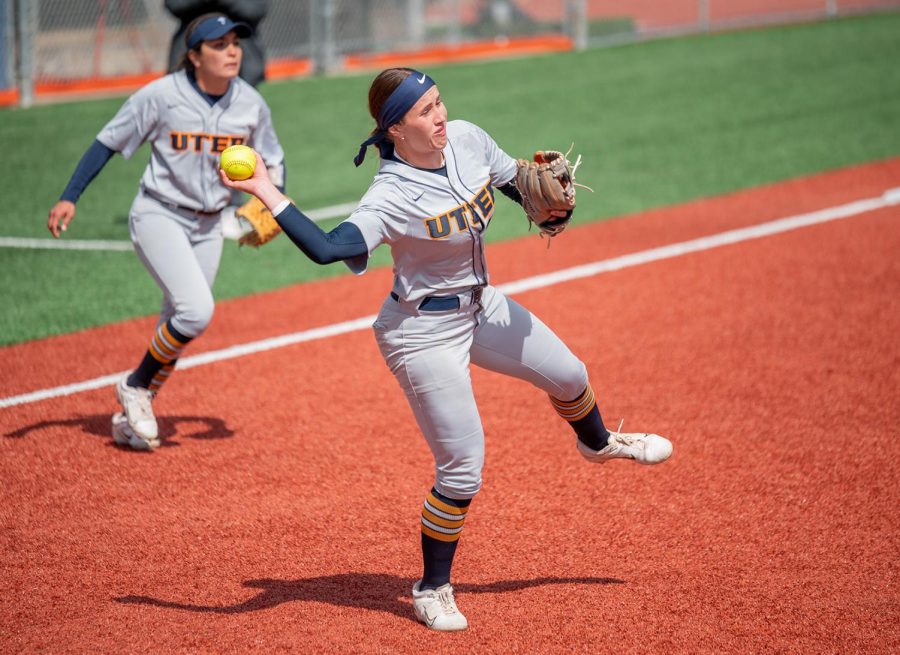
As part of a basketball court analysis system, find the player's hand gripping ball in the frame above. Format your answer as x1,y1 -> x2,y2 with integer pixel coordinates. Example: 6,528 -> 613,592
220,144 -> 257,181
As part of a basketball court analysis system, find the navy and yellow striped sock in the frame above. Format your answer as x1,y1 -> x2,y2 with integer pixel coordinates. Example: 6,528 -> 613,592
148,362 -> 177,394
550,384 -> 610,451
127,320 -> 192,392
420,488 -> 471,589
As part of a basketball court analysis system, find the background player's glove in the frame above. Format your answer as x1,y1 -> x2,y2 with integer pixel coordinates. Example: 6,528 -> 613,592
235,196 -> 282,248
514,149 -> 581,237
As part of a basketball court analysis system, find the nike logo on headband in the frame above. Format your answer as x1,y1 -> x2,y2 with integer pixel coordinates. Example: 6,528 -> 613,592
418,73 -> 426,84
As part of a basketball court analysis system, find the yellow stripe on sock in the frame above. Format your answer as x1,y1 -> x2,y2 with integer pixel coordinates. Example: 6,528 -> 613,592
426,492 -> 469,516
422,508 -> 466,530
149,363 -> 175,393
421,524 -> 461,543
550,386 -> 596,422
149,342 -> 175,363
153,339 -> 177,360
551,387 -> 591,408
160,323 -> 190,348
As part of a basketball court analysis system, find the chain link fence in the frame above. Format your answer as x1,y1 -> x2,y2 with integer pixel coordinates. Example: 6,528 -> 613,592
2,0 -> 898,106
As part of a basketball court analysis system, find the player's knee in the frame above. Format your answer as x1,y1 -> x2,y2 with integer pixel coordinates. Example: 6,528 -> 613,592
434,456 -> 483,500
435,474 -> 481,500
555,360 -> 589,401
174,295 -> 215,336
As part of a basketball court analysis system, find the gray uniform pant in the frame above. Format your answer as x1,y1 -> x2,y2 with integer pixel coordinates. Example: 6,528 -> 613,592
129,192 -> 223,338
374,284 -> 588,500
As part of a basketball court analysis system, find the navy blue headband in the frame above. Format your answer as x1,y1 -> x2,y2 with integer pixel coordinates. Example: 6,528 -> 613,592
354,71 -> 436,167
187,15 -> 251,50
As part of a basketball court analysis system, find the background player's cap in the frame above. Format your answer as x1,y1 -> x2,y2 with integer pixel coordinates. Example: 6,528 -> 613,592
187,15 -> 252,50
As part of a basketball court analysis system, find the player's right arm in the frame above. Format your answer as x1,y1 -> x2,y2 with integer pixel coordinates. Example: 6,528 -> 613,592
47,140 -> 116,238
48,82 -> 158,238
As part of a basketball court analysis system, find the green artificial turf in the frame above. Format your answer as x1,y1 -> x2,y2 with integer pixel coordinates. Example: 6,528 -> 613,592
2,12 -> 899,345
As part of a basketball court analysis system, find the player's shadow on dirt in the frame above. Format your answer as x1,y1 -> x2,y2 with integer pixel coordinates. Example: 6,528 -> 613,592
4,413 -> 234,449
114,572 -> 623,621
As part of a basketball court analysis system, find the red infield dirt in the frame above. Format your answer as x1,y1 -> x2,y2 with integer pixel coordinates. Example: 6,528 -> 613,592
2,159 -> 899,653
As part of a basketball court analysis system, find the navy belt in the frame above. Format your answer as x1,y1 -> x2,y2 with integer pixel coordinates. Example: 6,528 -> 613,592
391,291 -> 460,311
143,188 -> 220,217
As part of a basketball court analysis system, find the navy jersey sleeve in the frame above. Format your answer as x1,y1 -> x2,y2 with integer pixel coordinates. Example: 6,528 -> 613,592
60,140 -> 116,203
275,204 -> 368,265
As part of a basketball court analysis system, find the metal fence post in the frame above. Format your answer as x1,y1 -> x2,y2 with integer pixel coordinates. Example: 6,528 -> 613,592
324,0 -> 337,72
1,0 -> 13,90
448,0 -> 461,47
15,0 -> 35,107
311,0 -> 338,75
406,0 -> 424,50
567,0 -> 588,51
699,0 -> 711,32
310,0 -> 321,72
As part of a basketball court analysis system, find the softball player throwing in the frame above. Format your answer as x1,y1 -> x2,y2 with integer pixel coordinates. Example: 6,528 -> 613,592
221,68 -> 672,631
47,13 -> 285,450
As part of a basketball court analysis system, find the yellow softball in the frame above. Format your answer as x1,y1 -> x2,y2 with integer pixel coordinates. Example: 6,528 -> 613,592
220,144 -> 257,181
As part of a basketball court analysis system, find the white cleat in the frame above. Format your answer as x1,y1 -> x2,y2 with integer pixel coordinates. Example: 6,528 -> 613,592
412,580 -> 468,631
116,376 -> 158,442
577,422 -> 673,465
111,412 -> 160,451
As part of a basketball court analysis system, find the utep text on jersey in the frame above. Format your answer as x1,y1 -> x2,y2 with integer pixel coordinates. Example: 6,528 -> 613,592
170,131 -> 247,153
425,182 -> 495,239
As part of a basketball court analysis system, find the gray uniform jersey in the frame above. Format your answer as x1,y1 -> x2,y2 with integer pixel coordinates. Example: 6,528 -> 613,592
97,70 -> 284,213
346,120 -> 516,304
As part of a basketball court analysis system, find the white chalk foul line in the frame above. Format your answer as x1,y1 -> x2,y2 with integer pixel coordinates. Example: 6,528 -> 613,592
1,188 -> 897,409
176,316 -> 377,369
1,202 -> 359,252
0,236 -> 134,251
500,194 -> 893,295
